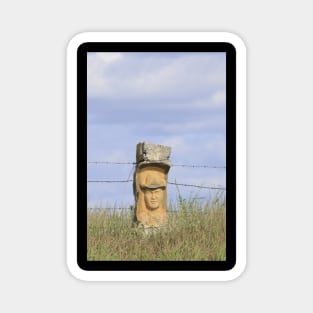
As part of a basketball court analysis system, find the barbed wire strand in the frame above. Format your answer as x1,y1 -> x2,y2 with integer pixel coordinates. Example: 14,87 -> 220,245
88,180 -> 133,183
168,182 -> 225,190
172,164 -> 226,169
88,161 -> 136,165
87,209 -> 224,216
88,161 -> 225,168
87,179 -> 225,190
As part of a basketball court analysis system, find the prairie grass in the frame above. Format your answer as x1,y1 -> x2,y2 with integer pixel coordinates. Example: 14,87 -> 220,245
87,192 -> 226,261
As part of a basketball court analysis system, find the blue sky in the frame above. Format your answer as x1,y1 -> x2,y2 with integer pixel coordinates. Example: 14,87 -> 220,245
87,52 -> 226,208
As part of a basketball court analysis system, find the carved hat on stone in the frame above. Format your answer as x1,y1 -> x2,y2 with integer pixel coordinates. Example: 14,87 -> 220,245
140,174 -> 166,190
136,142 -> 171,172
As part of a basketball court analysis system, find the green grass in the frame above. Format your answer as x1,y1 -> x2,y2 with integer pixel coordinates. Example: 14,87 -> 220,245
87,192 -> 226,261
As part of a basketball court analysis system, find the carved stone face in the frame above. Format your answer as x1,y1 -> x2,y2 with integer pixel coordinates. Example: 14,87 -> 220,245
135,167 -> 168,227
143,188 -> 164,210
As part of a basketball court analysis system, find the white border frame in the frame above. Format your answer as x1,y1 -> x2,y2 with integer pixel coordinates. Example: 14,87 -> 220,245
66,32 -> 246,281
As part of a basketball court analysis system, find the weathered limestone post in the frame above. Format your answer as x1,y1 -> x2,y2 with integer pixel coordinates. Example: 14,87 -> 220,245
133,142 -> 171,229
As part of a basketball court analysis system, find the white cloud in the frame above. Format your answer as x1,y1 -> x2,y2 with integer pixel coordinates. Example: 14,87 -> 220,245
163,121 -> 217,133
97,52 -> 123,64
87,52 -> 123,97
212,90 -> 226,106
189,90 -> 226,110
160,136 -> 192,156
137,114 -> 225,135
87,52 -> 225,100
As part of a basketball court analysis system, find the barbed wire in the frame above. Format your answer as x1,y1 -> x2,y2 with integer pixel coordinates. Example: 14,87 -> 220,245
88,161 -> 136,165
88,160 -> 225,169
88,207 -> 197,211
172,164 -> 225,169
87,160 -> 226,190
87,179 -> 225,190
168,182 -> 225,190
88,180 -> 133,183
87,207 -> 224,213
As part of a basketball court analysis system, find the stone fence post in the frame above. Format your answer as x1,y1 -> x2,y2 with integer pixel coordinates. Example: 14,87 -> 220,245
133,142 -> 171,228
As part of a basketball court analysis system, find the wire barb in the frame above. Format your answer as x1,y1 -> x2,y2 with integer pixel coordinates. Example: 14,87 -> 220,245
87,180 -> 133,183
88,160 -> 225,168
88,161 -> 136,165
168,181 -> 225,190
87,179 -> 225,190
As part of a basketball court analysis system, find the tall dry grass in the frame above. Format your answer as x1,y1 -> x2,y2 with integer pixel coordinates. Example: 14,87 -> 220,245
87,192 -> 226,261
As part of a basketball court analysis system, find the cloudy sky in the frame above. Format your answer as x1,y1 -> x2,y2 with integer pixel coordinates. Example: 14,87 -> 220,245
87,52 -> 226,208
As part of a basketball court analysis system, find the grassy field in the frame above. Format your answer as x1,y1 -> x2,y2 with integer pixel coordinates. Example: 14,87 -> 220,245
87,193 -> 226,261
